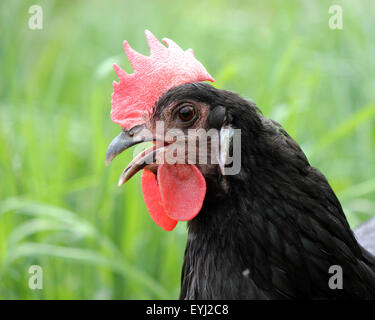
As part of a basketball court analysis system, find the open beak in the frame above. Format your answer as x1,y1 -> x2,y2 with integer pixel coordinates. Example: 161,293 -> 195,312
105,125 -> 166,186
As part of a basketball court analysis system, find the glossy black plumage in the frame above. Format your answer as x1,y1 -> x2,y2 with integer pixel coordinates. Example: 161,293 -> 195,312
154,83 -> 375,300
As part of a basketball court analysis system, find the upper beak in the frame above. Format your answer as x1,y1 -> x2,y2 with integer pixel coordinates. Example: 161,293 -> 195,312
105,125 -> 150,166
105,125 -> 166,186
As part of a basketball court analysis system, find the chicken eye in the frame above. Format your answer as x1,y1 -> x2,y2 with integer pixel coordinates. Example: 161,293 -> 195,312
178,105 -> 196,122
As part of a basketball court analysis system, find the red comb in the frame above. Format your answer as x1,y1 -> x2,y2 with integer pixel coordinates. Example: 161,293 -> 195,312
111,30 -> 214,129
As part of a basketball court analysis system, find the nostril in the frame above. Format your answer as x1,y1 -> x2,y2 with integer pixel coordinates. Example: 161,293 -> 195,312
128,125 -> 144,137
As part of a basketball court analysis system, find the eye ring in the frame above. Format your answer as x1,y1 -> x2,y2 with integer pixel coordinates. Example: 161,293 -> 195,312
175,104 -> 197,124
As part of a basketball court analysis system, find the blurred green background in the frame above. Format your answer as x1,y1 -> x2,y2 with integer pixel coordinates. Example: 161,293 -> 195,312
0,0 -> 374,299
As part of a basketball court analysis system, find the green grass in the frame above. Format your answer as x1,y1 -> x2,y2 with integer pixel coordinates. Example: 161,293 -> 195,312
0,0 -> 374,299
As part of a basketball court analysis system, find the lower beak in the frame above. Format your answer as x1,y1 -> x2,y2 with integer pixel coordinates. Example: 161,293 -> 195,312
105,125 -> 165,186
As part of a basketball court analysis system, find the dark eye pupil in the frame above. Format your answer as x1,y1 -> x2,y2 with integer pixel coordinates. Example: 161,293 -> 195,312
178,106 -> 195,121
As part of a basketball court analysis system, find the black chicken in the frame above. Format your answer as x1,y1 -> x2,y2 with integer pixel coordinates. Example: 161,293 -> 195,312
106,31 -> 375,299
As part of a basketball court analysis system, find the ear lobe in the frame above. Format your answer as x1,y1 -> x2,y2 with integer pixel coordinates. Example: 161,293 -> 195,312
209,107 -> 239,175
218,125 -> 234,175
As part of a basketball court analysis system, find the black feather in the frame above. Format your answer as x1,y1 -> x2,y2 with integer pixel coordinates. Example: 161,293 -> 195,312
155,83 -> 375,300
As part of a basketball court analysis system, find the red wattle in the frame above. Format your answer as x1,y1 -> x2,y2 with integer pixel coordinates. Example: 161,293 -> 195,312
141,169 -> 177,231
141,165 -> 207,231
157,164 -> 206,221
